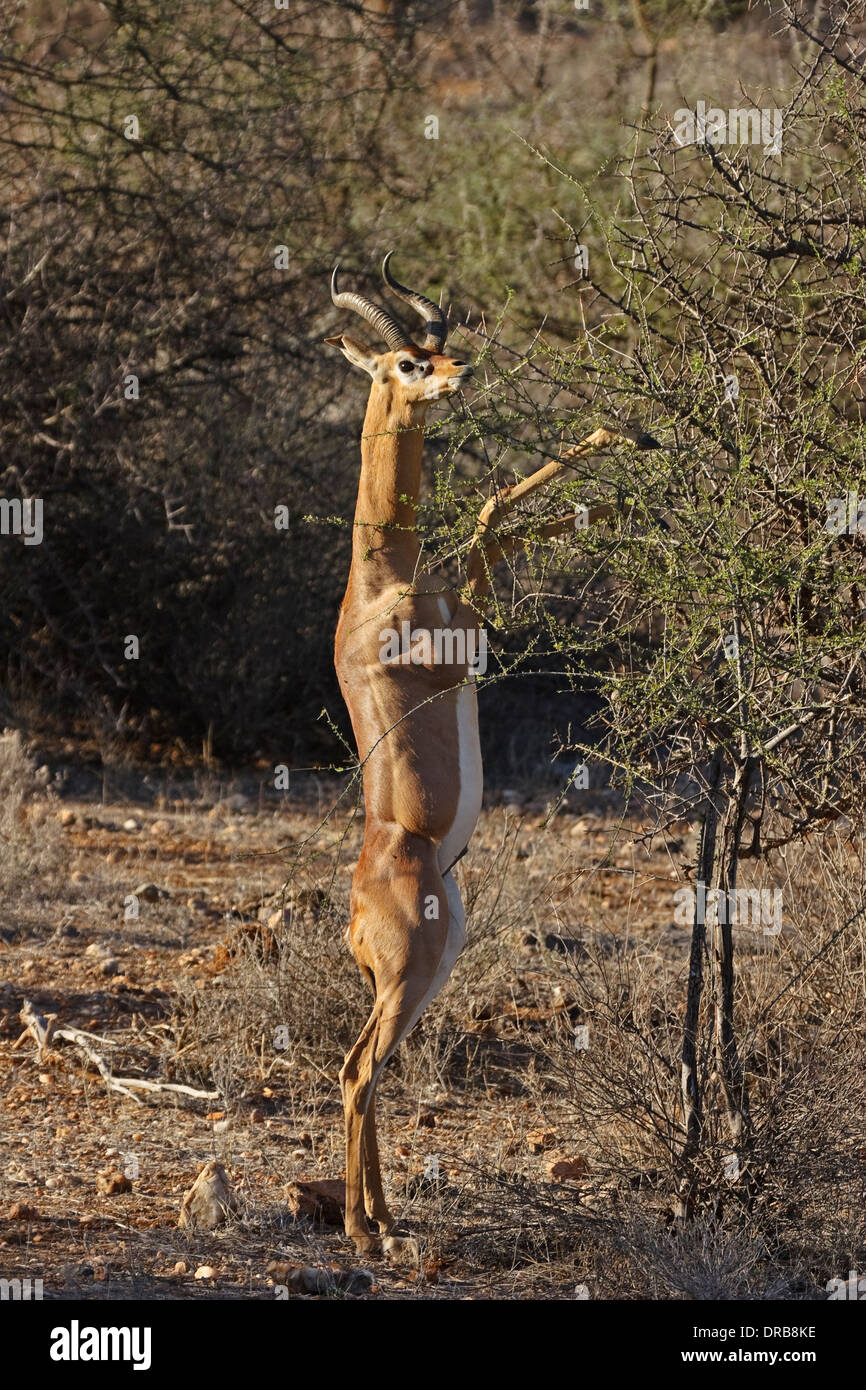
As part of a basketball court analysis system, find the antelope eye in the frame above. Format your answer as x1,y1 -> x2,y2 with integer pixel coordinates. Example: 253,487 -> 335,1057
398,360 -> 415,373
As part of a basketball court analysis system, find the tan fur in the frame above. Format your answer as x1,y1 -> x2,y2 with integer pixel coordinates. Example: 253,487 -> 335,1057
332,346 -> 481,1254
328,296 -> 638,1256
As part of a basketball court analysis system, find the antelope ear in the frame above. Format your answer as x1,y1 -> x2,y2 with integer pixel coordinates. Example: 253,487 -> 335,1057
323,332 -> 379,378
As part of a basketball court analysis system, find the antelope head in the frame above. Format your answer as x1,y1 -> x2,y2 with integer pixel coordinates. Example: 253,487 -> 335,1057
324,253 -> 474,412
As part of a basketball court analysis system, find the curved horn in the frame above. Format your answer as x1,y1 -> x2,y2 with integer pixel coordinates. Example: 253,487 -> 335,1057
381,251 -> 447,352
330,264 -> 411,352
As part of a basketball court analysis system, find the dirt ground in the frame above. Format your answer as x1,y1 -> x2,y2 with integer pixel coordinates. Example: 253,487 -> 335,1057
0,748 -> 859,1301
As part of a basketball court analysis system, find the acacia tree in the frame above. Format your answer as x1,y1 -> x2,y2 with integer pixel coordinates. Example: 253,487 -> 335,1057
1,0 -> 764,762
419,0 -> 866,1211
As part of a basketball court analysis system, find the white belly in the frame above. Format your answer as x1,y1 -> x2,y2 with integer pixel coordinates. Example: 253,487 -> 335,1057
402,874 -> 466,1037
437,679 -> 483,874
432,596 -> 483,872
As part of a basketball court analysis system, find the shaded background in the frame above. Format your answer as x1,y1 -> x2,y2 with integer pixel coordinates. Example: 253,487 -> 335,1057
0,0 -> 800,773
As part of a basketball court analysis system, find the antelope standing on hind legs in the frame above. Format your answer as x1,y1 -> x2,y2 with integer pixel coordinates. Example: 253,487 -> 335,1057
325,253 -> 650,1258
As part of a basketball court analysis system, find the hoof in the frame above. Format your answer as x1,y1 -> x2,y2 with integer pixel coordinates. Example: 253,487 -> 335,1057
382,1234 -> 420,1267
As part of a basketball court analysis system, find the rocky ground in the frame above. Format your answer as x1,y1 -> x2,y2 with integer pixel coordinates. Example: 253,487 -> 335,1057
0,745 -> 858,1300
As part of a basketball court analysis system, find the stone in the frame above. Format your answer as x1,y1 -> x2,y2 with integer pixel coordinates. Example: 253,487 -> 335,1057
133,882 -> 167,902
547,1156 -> 589,1181
526,1129 -> 556,1154
177,1160 -> 238,1230
285,1178 -> 345,1228
97,1170 -> 132,1195
7,1202 -> 39,1220
267,1263 -> 373,1296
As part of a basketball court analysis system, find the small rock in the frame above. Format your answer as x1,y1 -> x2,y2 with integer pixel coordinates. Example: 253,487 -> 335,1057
97,1170 -> 132,1195
343,1268 -> 375,1295
59,809 -> 76,827
274,1265 -> 373,1296
547,1156 -> 589,1181
133,882 -> 167,903
123,817 -> 142,832
544,933 -> 583,956
285,1178 -> 345,1228
526,1129 -> 556,1154
171,1261 -> 187,1276
100,958 -> 120,976
194,1265 -> 217,1280
7,1202 -> 39,1221
287,1266 -> 332,1295
177,1160 -> 238,1230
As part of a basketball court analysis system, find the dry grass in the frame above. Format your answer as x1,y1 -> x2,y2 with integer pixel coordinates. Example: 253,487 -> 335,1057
0,729 -> 64,906
0,761 -> 862,1299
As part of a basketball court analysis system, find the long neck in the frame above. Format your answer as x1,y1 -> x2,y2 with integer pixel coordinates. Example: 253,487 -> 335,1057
352,382 -> 426,572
